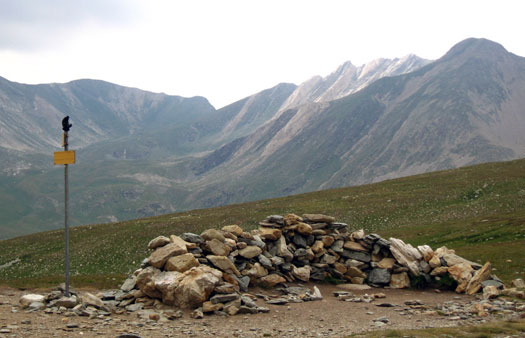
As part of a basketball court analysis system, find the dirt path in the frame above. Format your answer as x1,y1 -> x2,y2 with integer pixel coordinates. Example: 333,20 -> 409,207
0,284 -> 521,337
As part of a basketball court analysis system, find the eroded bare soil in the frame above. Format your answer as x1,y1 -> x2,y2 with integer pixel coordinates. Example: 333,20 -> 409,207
0,284 -> 521,337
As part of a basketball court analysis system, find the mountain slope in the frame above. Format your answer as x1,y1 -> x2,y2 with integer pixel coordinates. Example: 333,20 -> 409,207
1,158 -> 524,288
0,78 -> 215,154
183,38 -> 525,207
3,38 -> 520,239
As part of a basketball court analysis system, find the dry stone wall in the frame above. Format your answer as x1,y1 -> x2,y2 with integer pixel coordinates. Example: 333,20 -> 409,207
115,213 -> 504,315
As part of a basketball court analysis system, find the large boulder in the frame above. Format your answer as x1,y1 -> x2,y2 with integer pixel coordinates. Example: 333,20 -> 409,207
465,262 -> 491,295
368,268 -> 391,285
343,241 -> 367,252
148,236 -> 171,250
81,292 -> 106,310
165,253 -> 200,273
175,266 -> 223,309
201,229 -> 225,242
149,242 -> 187,269
296,222 -> 313,235
206,239 -> 231,256
292,266 -> 311,282
206,255 -> 241,277
378,258 -> 396,270
390,272 -> 410,289
170,235 -> 197,249
276,236 -> 293,261
448,263 -> 473,293
259,274 -> 286,287
222,225 -> 244,236
239,246 -> 263,259
258,228 -> 282,240
136,266 -> 163,298
284,214 -> 303,225
20,294 -> 45,308
417,245 -> 434,262
389,238 -> 422,275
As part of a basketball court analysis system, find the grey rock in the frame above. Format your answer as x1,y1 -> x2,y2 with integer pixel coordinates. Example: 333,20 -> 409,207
376,238 -> 390,248
241,296 -> 257,308
237,305 -> 258,314
294,248 -> 309,260
54,295 -> 78,309
373,316 -> 389,323
100,291 -> 117,300
28,302 -> 45,311
481,279 -> 504,289
292,234 -> 307,248
281,263 -> 292,272
210,293 -> 239,304
329,222 -> 348,230
331,240 -> 344,253
121,277 -> 137,292
126,303 -> 144,312
342,250 -> 371,263
266,298 -> 288,305
363,234 -> 381,245
376,303 -> 396,307
266,215 -> 284,224
232,275 -> 250,292
250,235 -> 266,250
191,309 -> 204,319
180,232 -> 204,244
270,256 -> 285,266
258,255 -> 273,269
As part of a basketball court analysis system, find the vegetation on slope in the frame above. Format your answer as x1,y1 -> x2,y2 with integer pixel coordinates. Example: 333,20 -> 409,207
0,159 -> 524,289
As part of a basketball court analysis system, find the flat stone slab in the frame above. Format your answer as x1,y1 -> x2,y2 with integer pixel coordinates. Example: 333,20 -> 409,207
336,284 -> 372,291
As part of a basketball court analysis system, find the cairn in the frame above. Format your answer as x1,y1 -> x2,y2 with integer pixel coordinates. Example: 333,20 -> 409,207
20,213 -> 521,318
113,213 -> 506,315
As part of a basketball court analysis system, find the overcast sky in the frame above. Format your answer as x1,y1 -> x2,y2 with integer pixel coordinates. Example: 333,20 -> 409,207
0,0 -> 523,108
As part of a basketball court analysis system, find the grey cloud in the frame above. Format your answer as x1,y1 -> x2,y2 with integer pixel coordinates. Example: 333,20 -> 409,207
0,0 -> 141,51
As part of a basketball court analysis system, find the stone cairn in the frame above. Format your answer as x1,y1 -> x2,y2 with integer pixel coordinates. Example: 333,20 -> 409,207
19,213 -> 523,317
111,213 -> 507,316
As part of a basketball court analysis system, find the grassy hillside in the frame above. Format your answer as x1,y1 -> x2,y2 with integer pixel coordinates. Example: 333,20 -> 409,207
1,159 -> 524,289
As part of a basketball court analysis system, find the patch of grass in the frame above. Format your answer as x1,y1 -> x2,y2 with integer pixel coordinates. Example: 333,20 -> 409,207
433,274 -> 458,291
348,319 -> 525,337
1,159 -> 524,288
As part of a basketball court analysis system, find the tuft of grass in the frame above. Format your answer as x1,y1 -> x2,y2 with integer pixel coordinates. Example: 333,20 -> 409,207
1,158 -> 524,289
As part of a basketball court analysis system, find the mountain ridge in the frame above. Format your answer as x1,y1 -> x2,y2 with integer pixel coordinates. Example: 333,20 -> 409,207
2,37 -> 524,239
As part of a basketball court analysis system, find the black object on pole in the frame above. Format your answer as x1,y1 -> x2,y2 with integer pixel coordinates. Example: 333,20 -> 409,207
62,116 -> 71,297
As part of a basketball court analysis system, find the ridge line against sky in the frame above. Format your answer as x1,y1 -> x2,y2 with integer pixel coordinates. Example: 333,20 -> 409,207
0,0 -> 523,108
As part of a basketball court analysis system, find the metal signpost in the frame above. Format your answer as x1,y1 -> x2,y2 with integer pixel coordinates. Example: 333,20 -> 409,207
54,116 -> 74,297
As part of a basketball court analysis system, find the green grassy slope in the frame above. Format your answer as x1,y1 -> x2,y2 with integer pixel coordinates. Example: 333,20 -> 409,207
1,159 -> 524,289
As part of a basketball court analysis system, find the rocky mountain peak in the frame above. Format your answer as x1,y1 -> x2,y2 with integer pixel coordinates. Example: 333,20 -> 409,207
441,37 -> 509,62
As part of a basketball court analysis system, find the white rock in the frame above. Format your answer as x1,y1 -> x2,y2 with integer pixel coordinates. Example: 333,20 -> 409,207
389,238 -> 422,275
20,294 -> 45,308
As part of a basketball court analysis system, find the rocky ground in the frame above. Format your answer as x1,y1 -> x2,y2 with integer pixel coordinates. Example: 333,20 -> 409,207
2,284 -> 524,337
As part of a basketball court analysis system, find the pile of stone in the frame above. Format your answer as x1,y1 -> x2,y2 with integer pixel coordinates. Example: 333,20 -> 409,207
18,213 -> 518,318
113,213 -> 506,315
19,284 -> 112,317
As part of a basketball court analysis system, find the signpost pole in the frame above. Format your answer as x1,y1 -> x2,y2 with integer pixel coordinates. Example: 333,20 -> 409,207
55,116 -> 74,297
64,131 -> 70,297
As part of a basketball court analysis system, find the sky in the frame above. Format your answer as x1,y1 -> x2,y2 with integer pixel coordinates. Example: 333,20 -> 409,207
0,0 -> 524,109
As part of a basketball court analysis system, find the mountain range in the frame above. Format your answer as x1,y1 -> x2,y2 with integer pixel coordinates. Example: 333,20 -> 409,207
1,37 -> 524,239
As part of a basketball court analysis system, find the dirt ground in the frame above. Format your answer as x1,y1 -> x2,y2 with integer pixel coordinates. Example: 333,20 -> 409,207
0,284 -> 518,337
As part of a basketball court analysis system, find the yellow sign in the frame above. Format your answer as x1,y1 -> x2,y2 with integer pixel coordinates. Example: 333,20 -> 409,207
54,151 -> 76,165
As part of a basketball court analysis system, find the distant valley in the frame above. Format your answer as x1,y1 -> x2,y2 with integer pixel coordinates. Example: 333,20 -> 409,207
1,38 -> 524,239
